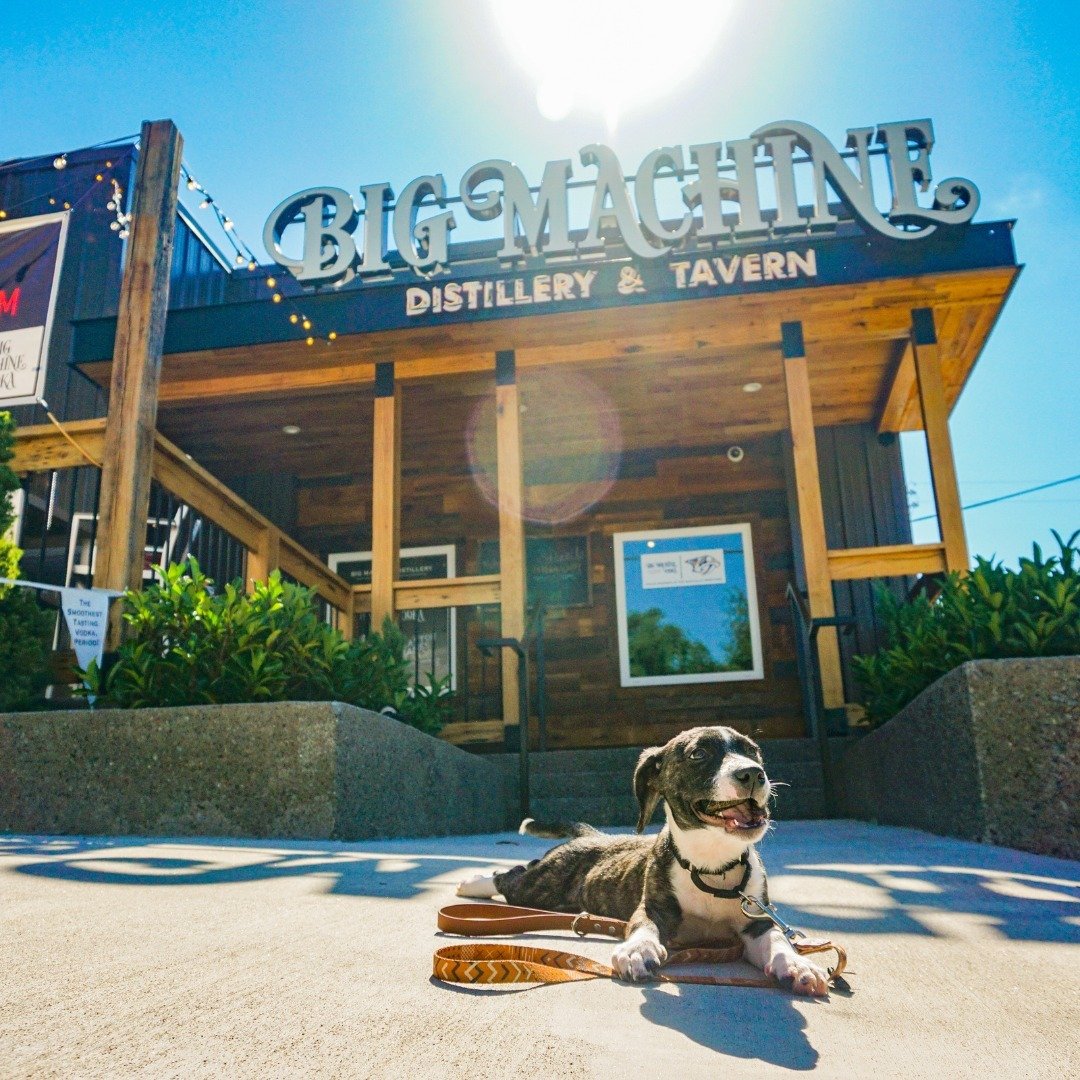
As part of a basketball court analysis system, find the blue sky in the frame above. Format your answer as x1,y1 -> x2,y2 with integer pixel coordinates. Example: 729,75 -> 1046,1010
2,0 -> 1078,564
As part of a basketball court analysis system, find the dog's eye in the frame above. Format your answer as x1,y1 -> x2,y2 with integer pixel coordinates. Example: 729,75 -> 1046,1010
687,748 -> 708,761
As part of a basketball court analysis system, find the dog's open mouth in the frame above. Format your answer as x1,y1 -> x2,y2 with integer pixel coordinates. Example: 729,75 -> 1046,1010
693,799 -> 769,831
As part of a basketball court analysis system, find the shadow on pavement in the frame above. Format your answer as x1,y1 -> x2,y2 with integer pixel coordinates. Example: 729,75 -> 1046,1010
638,981 -> 822,1071
4,824 -> 1079,944
2,835 -> 522,899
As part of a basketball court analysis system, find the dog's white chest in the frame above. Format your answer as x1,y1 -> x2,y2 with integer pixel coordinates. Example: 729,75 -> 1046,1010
668,865 -> 746,944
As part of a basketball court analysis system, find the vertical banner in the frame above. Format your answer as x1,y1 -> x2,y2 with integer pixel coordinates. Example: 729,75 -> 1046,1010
0,212 -> 69,407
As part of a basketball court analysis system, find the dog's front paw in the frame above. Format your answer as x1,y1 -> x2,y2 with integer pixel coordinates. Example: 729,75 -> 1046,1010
612,931 -> 668,982
766,952 -> 829,997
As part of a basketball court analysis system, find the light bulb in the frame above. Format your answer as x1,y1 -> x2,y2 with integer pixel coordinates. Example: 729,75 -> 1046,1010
235,254 -> 245,265
199,198 -> 210,209
186,177 -> 198,190
53,155 -> 67,170
302,319 -> 311,331
223,218 -> 234,231
266,276 -> 276,288
247,260 -> 256,271
305,336 -> 314,346
272,293 -> 282,303
328,331 -> 337,341
289,314 -> 299,324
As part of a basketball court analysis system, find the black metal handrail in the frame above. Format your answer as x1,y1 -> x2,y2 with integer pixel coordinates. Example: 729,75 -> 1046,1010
786,583 -> 856,815
476,636 -> 530,819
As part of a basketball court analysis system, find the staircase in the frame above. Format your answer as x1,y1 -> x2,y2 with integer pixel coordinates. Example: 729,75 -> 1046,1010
505,738 -> 832,829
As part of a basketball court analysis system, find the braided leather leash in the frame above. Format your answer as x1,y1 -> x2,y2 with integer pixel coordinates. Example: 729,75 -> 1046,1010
434,903 -> 847,990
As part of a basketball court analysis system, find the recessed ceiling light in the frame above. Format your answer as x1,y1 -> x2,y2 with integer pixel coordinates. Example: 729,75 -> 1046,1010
742,382 -> 763,393
282,424 -> 301,436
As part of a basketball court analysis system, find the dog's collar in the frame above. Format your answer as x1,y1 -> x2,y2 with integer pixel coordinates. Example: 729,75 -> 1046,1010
671,844 -> 752,899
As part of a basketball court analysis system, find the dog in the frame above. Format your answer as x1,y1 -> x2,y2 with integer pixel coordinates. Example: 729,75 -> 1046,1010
457,725 -> 829,996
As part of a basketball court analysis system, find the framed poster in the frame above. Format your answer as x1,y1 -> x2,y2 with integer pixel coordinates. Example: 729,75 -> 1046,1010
0,212 -> 69,407
477,535 -> 591,609
613,523 -> 764,687
328,545 -> 457,690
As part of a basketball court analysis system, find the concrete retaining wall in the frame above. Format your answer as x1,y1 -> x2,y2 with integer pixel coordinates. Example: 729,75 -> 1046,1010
840,656 -> 1079,859
0,702 -> 512,840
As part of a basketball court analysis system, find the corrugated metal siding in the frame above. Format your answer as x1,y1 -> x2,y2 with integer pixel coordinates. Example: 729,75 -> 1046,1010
169,210 -> 228,309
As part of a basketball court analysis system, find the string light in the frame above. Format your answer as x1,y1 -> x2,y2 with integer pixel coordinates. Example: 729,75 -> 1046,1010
0,139 -> 126,227
176,161 -> 340,346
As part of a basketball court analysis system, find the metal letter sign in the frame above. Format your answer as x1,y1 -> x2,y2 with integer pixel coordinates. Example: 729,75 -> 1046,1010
263,119 -> 980,286
0,212 -> 69,407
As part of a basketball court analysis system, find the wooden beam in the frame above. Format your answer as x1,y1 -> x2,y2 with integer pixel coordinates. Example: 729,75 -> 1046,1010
911,308 -> 969,572
370,362 -> 401,628
10,419 -> 107,473
495,350 -> 527,734
151,432 -> 353,612
439,718 -> 508,746
151,434 -> 264,550
828,542 -> 948,581
276,533 -> 351,609
393,574 -> 501,611
94,119 -> 183,594
352,584 -> 373,615
781,321 -> 845,711
877,340 -> 916,434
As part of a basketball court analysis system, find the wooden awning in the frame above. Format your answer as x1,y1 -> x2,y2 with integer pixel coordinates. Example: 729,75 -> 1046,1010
76,262 -> 1017,481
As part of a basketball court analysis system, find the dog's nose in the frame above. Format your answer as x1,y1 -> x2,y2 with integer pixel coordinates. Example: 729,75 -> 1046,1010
734,765 -> 765,791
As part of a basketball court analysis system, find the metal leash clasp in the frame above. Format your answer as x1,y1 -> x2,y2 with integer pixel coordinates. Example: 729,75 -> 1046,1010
739,892 -> 806,944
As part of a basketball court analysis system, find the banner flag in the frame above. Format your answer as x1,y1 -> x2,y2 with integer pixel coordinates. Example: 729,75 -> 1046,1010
59,587 -> 112,701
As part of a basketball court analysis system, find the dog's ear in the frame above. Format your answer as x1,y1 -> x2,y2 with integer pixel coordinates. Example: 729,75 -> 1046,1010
634,746 -> 665,833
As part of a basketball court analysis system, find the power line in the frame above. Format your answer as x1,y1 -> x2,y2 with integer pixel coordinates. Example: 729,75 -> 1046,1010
911,473 -> 1080,522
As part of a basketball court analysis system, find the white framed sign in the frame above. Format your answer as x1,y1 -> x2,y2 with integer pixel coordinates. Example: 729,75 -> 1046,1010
613,523 -> 765,687
328,544 -> 457,690
0,212 -> 69,407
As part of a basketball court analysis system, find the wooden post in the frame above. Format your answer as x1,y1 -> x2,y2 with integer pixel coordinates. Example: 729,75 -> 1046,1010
246,527 -> 280,588
495,350 -> 527,735
370,362 -> 401,629
781,321 -> 845,710
911,308 -> 969,573
93,119 -> 183,596
339,591 -> 356,641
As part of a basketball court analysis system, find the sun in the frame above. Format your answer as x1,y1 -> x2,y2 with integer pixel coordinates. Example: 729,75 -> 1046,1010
489,0 -> 735,129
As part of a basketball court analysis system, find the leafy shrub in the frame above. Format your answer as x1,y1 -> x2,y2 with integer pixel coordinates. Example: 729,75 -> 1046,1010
0,412 -> 53,711
854,530 -> 1080,725
84,559 -> 451,732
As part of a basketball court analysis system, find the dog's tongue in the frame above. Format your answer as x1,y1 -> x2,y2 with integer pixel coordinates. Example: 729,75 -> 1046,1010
721,802 -> 755,825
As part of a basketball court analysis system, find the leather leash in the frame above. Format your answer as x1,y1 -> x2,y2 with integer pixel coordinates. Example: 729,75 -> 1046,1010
434,902 -> 847,990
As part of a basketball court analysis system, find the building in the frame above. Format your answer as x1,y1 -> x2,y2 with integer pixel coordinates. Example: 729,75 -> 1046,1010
2,119 -> 1019,750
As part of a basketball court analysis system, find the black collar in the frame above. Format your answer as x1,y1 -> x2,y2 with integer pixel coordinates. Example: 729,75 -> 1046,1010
670,843 -> 751,899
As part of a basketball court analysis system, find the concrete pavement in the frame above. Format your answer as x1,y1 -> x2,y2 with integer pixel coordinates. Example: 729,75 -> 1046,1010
2,820 -> 1078,1078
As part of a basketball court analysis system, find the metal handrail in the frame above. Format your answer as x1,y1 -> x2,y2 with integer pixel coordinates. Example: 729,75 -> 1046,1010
476,636 -> 530,819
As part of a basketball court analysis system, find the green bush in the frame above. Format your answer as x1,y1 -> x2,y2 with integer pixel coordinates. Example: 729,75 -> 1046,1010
854,530 -> 1080,725
0,412 -> 53,711
84,559 -> 451,732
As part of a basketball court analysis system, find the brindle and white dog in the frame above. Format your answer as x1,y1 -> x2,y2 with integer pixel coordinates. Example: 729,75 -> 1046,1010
457,725 -> 829,996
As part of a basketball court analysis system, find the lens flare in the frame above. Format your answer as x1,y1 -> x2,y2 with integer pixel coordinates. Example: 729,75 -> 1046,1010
466,369 -> 622,526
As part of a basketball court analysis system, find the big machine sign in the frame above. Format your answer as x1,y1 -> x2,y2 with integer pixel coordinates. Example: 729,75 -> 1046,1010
0,212 -> 68,407
263,119 -> 980,313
